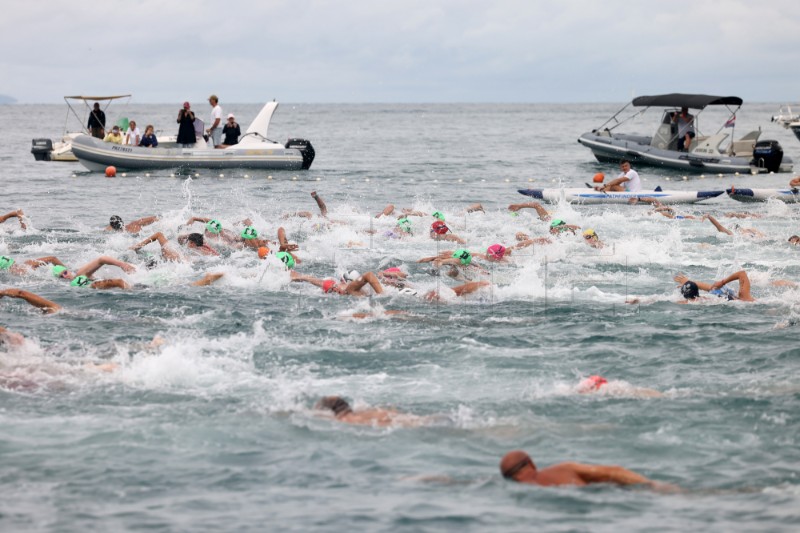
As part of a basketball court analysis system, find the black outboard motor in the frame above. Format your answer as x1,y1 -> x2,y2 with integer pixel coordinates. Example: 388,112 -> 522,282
751,140 -> 784,173
31,138 -> 54,161
285,138 -> 315,169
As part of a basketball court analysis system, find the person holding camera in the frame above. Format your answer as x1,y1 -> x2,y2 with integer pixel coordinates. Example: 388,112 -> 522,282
176,101 -> 196,147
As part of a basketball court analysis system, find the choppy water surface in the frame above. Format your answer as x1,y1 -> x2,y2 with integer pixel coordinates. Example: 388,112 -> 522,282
2,102 -> 800,532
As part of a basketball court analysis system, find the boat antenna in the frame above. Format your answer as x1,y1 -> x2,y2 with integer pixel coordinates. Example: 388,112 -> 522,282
594,102 -> 649,132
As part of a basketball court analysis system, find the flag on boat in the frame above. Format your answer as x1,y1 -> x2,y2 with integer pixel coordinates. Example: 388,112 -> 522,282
724,115 -> 736,128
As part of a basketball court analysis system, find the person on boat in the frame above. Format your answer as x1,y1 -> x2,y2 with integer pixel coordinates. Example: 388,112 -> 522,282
221,114 -> 240,147
206,94 -> 223,148
594,159 -> 641,192
125,120 -> 141,147
105,215 -> 160,233
0,288 -> 61,314
674,270 -> 755,303
293,271 -> 384,297
314,396 -> 427,427
52,256 -> 135,290
499,450 -> 664,489
139,125 -> 158,148
103,125 -> 123,144
672,107 -> 696,152
1,255 -> 66,276
177,102 -> 196,147
0,209 -> 27,230
87,102 -> 106,139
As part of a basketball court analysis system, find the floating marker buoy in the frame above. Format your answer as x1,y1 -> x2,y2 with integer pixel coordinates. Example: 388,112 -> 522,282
219,174 -> 224,178
682,176 -> 688,181
145,173 -> 150,178
735,172 -> 740,176
244,174 -> 250,178
105,166 -> 116,177
365,178 -> 370,182
267,175 -> 273,180
665,177 -> 671,181
316,177 -> 321,181
292,176 -> 297,181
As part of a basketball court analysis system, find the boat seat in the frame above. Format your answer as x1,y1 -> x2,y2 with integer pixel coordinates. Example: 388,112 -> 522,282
726,130 -> 761,156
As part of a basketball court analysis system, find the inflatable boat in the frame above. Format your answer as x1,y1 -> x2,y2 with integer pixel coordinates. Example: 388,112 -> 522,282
726,187 -> 800,203
518,187 -> 724,204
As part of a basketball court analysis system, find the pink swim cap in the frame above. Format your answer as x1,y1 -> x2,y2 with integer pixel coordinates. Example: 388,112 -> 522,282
322,279 -> 336,293
486,244 -> 506,259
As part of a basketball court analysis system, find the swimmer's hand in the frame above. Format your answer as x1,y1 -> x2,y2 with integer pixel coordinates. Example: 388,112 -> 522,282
673,273 -> 689,285
710,280 -> 725,290
279,243 -> 299,252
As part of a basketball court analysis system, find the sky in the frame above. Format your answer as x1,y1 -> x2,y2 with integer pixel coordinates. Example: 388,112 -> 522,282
3,0 -> 800,104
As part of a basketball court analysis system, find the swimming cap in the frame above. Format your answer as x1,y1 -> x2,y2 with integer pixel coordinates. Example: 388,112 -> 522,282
342,270 -> 360,282
276,251 -> 295,269
486,244 -> 506,260
432,211 -> 445,221
322,279 -> 336,293
109,215 -> 123,231
550,219 -> 565,228
586,375 -> 608,389
241,226 -> 258,239
592,172 -> 605,183
70,275 -> 91,287
52,265 -> 67,277
0,255 -> 14,270
397,217 -> 412,233
453,249 -> 472,266
187,233 -> 204,247
205,219 -> 222,234
431,220 -> 449,235
383,267 -> 402,274
257,246 -> 270,259
583,228 -> 597,238
680,281 -> 700,300
510,211 -> 519,217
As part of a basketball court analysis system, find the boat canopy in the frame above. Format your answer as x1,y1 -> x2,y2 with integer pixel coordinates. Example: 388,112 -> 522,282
632,93 -> 743,109
63,95 -> 132,101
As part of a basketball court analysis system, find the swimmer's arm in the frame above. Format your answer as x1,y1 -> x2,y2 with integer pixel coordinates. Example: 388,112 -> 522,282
0,209 -> 26,228
23,256 -> 65,269
310,191 -> 328,217
432,257 -> 462,268
712,270 -> 753,301
348,272 -> 384,295
705,215 -> 733,235
191,272 -> 224,286
77,256 -> 137,276
125,216 -> 159,233
401,209 -> 427,217
376,204 -> 395,218
570,463 -> 653,486
673,273 -> 714,292
290,271 -> 325,287
452,280 -> 490,297
0,288 -> 61,313
464,203 -> 484,213
184,216 -> 210,226
91,279 -> 131,290
277,227 -> 299,252
507,202 -> 550,221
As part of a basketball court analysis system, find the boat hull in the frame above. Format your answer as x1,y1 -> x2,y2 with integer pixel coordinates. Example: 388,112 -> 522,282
726,187 -> 800,203
577,132 -> 793,174
71,135 -> 312,172
518,188 -> 724,204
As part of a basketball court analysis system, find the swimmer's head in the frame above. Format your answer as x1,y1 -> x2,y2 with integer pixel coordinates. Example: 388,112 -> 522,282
52,265 -> 68,278
486,244 -> 506,260
342,270 -> 360,282
315,395 -> 353,417
500,450 -> 535,480
322,279 -> 336,293
70,275 -> 91,287
109,215 -> 123,231
550,219 -> 567,232
276,251 -> 295,269
0,255 -> 14,270
789,235 -> 800,245
187,233 -> 204,247
681,281 -> 700,300
397,217 -> 412,233
453,249 -> 472,265
583,228 -> 598,240
240,226 -> 258,240
431,220 -> 449,235
432,210 -> 445,221
578,375 -> 608,392
257,246 -> 270,259
205,219 -> 222,234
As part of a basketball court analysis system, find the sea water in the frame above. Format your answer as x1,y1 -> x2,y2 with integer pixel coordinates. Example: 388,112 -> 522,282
1,102 -> 799,532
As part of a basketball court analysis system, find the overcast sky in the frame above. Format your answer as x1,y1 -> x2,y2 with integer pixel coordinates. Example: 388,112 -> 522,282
3,0 -> 799,104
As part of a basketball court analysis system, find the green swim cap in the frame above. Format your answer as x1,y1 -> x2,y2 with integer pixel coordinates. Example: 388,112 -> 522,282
550,219 -> 565,228
397,217 -> 412,233
453,249 -> 472,265
276,251 -> 295,269
0,255 -> 14,270
432,211 -> 445,221
71,275 -> 91,287
510,211 -> 519,217
241,226 -> 258,239
52,265 -> 67,277
205,219 -> 222,234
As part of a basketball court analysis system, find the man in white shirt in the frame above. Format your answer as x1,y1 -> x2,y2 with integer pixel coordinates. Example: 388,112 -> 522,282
206,94 -> 223,148
595,159 -> 641,192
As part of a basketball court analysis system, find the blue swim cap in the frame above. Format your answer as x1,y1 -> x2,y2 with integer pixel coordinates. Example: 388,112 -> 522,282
241,226 -> 258,239
71,275 -> 91,287
453,249 -> 472,265
276,251 -> 295,269
205,219 -> 222,234
0,255 -> 14,270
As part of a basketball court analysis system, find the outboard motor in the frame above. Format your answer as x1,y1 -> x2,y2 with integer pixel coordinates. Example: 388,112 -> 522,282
31,138 -> 53,161
285,138 -> 315,169
751,140 -> 783,173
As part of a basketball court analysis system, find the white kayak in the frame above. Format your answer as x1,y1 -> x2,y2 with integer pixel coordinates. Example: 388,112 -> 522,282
518,187 -> 724,204
726,187 -> 800,203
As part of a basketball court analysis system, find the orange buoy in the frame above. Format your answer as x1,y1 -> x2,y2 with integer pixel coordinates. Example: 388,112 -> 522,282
257,246 -> 270,259
105,166 -> 117,177
592,172 -> 604,183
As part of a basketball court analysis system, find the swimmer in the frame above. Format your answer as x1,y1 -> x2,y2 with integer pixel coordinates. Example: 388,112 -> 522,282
499,450 -> 665,489
507,201 -> 550,221
314,396 -> 425,427
423,280 -> 491,302
512,232 -> 552,250
429,220 -> 466,244
105,215 -> 159,233
703,215 -> 765,238
177,233 -> 220,256
131,232 -> 186,262
577,375 -> 663,398
51,260 -> 132,289
184,217 -> 240,245
0,288 -> 61,314
0,209 -> 27,230
0,325 -> 26,346
582,228 -> 604,249
293,271 -> 384,297
377,267 -> 408,287
0,255 -> 66,276
789,235 -> 800,246
790,176 -> 800,188
549,219 -> 580,236
674,270 -> 755,303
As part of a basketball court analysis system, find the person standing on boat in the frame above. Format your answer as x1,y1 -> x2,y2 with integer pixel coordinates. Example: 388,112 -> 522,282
87,102 -> 106,139
124,120 -> 141,146
206,94 -> 223,148
177,102 -> 196,147
672,106 -> 695,152
595,159 -> 641,192
221,114 -> 240,147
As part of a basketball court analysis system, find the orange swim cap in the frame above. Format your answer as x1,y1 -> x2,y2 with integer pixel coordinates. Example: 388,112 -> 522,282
257,246 -> 270,259
592,172 -> 604,183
